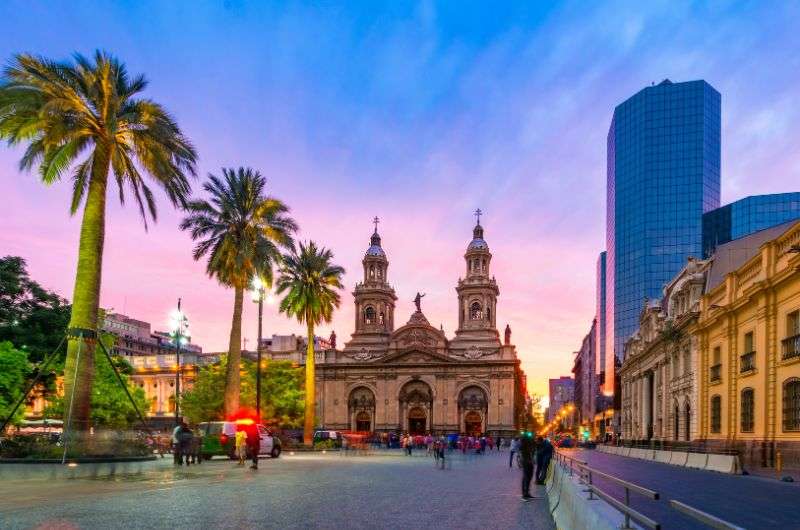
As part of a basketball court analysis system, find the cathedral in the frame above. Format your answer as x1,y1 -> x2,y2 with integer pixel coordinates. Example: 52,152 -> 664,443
314,214 -> 526,437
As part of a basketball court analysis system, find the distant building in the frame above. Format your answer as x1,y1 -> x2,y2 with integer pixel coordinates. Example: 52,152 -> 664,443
620,257 -> 708,442
547,376 -> 574,423
102,313 -> 210,425
606,79 -> 721,396
257,334 -> 334,365
572,320 -> 600,431
702,192 -> 800,258
595,251 -> 608,392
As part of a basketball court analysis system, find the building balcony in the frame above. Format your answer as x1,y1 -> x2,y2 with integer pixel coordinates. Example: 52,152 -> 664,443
740,351 -> 756,373
710,364 -> 722,383
782,334 -> 800,361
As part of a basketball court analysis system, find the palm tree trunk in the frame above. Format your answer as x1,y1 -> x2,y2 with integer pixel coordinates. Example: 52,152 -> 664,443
304,319 -> 315,445
224,285 -> 244,417
62,150 -> 110,431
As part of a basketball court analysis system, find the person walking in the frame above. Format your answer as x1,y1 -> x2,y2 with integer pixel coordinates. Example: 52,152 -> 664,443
246,423 -> 261,470
172,423 -> 182,465
176,421 -> 193,465
509,437 -> 520,468
519,434 -> 535,500
535,437 -> 553,485
235,427 -> 248,466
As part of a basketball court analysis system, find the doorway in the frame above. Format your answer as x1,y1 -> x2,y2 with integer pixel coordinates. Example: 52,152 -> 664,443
408,407 -> 427,434
356,411 -> 371,432
464,411 -> 482,435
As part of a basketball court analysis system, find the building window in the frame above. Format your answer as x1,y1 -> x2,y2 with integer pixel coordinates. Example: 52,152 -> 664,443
741,388 -> 754,433
783,311 -> 800,360
783,379 -> 800,432
379,312 -> 385,325
684,402 -> 691,441
710,395 -> 722,433
683,349 -> 691,375
369,265 -> 375,279
710,346 -> 722,382
470,302 -> 483,320
364,306 -> 375,325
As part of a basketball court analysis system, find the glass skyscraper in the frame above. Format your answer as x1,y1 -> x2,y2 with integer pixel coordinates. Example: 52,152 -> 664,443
702,192 -> 800,258
606,79 -> 721,388
595,251 -> 607,390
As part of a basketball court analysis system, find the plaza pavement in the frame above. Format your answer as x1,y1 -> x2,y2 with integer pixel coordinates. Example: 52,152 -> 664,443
571,447 -> 800,529
1,449 -> 555,530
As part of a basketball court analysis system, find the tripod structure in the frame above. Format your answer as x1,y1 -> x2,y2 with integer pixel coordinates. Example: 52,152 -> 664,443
0,326 -> 152,463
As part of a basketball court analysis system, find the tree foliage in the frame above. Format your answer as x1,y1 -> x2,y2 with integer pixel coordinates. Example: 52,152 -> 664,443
47,335 -> 149,429
277,241 -> 344,443
0,256 -> 70,363
0,341 -> 32,427
181,167 -> 297,416
181,358 -> 305,428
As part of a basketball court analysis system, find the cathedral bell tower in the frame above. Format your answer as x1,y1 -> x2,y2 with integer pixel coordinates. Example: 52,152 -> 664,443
344,217 -> 397,356
451,210 -> 501,355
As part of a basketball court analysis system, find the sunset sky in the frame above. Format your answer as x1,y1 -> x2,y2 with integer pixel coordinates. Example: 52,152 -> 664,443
2,1 -> 800,399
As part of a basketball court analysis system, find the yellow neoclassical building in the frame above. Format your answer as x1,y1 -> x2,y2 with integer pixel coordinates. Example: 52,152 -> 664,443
696,220 -> 800,470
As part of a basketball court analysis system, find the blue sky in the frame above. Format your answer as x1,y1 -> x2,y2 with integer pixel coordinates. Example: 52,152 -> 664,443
2,1 -> 799,396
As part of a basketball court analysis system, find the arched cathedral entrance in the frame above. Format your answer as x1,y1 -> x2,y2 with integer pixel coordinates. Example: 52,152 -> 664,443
459,385 -> 488,435
399,380 -> 432,434
349,387 -> 375,432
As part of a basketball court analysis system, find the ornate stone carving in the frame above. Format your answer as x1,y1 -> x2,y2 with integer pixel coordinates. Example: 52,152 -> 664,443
353,348 -> 373,361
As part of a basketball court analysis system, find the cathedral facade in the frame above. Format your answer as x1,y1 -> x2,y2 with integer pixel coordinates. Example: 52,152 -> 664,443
314,216 -> 525,437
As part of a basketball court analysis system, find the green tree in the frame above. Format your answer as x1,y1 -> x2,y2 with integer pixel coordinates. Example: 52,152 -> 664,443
181,168 -> 297,417
0,256 -> 71,363
181,359 -> 304,428
276,242 -> 344,444
0,52 -> 197,430
0,341 -> 32,428
47,334 -> 149,429
180,360 -> 227,423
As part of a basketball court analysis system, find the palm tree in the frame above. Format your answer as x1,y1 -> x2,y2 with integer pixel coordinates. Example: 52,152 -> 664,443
181,168 -> 296,417
0,52 -> 197,429
276,242 -> 344,444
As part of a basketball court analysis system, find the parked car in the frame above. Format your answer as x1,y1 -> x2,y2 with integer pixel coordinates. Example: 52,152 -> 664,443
313,430 -> 342,448
198,420 -> 282,460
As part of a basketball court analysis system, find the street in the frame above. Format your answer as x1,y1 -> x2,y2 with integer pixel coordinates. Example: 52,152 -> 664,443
571,448 -> 800,529
1,450 -> 554,530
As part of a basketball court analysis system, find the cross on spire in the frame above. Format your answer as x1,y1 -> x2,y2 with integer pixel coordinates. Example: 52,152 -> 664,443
474,208 -> 482,225
373,216 -> 380,233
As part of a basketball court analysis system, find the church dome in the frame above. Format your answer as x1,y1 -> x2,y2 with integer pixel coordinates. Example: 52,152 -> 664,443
467,223 -> 488,251
366,230 -> 385,257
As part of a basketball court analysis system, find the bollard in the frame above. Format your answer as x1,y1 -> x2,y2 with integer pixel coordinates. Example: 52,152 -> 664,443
776,450 -> 783,474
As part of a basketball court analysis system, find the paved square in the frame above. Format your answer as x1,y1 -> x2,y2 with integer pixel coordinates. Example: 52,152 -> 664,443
1,450 -> 555,529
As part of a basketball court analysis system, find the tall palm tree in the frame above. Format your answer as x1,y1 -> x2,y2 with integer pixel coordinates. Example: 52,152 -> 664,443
181,168 -> 296,417
0,52 -> 197,429
276,242 -> 344,444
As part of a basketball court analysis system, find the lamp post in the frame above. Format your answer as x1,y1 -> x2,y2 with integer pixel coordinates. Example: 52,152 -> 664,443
251,277 -> 272,422
169,300 -> 189,425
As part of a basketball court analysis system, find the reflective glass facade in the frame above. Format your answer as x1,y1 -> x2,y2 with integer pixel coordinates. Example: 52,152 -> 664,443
595,251 -> 607,383
702,193 -> 800,257
606,80 -> 721,380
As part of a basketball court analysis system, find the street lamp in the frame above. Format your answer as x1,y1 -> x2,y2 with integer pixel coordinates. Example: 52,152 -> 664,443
250,277 -> 272,422
169,299 -> 189,425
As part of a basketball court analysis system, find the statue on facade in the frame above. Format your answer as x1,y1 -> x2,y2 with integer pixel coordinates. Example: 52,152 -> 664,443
413,292 -> 425,312
329,330 -> 336,349
504,324 -> 511,345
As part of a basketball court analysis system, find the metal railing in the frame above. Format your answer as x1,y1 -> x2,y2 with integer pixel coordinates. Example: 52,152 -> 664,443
781,334 -> 800,360
739,351 -> 755,373
554,450 -> 745,530
670,500 -> 746,530
578,463 -> 660,530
